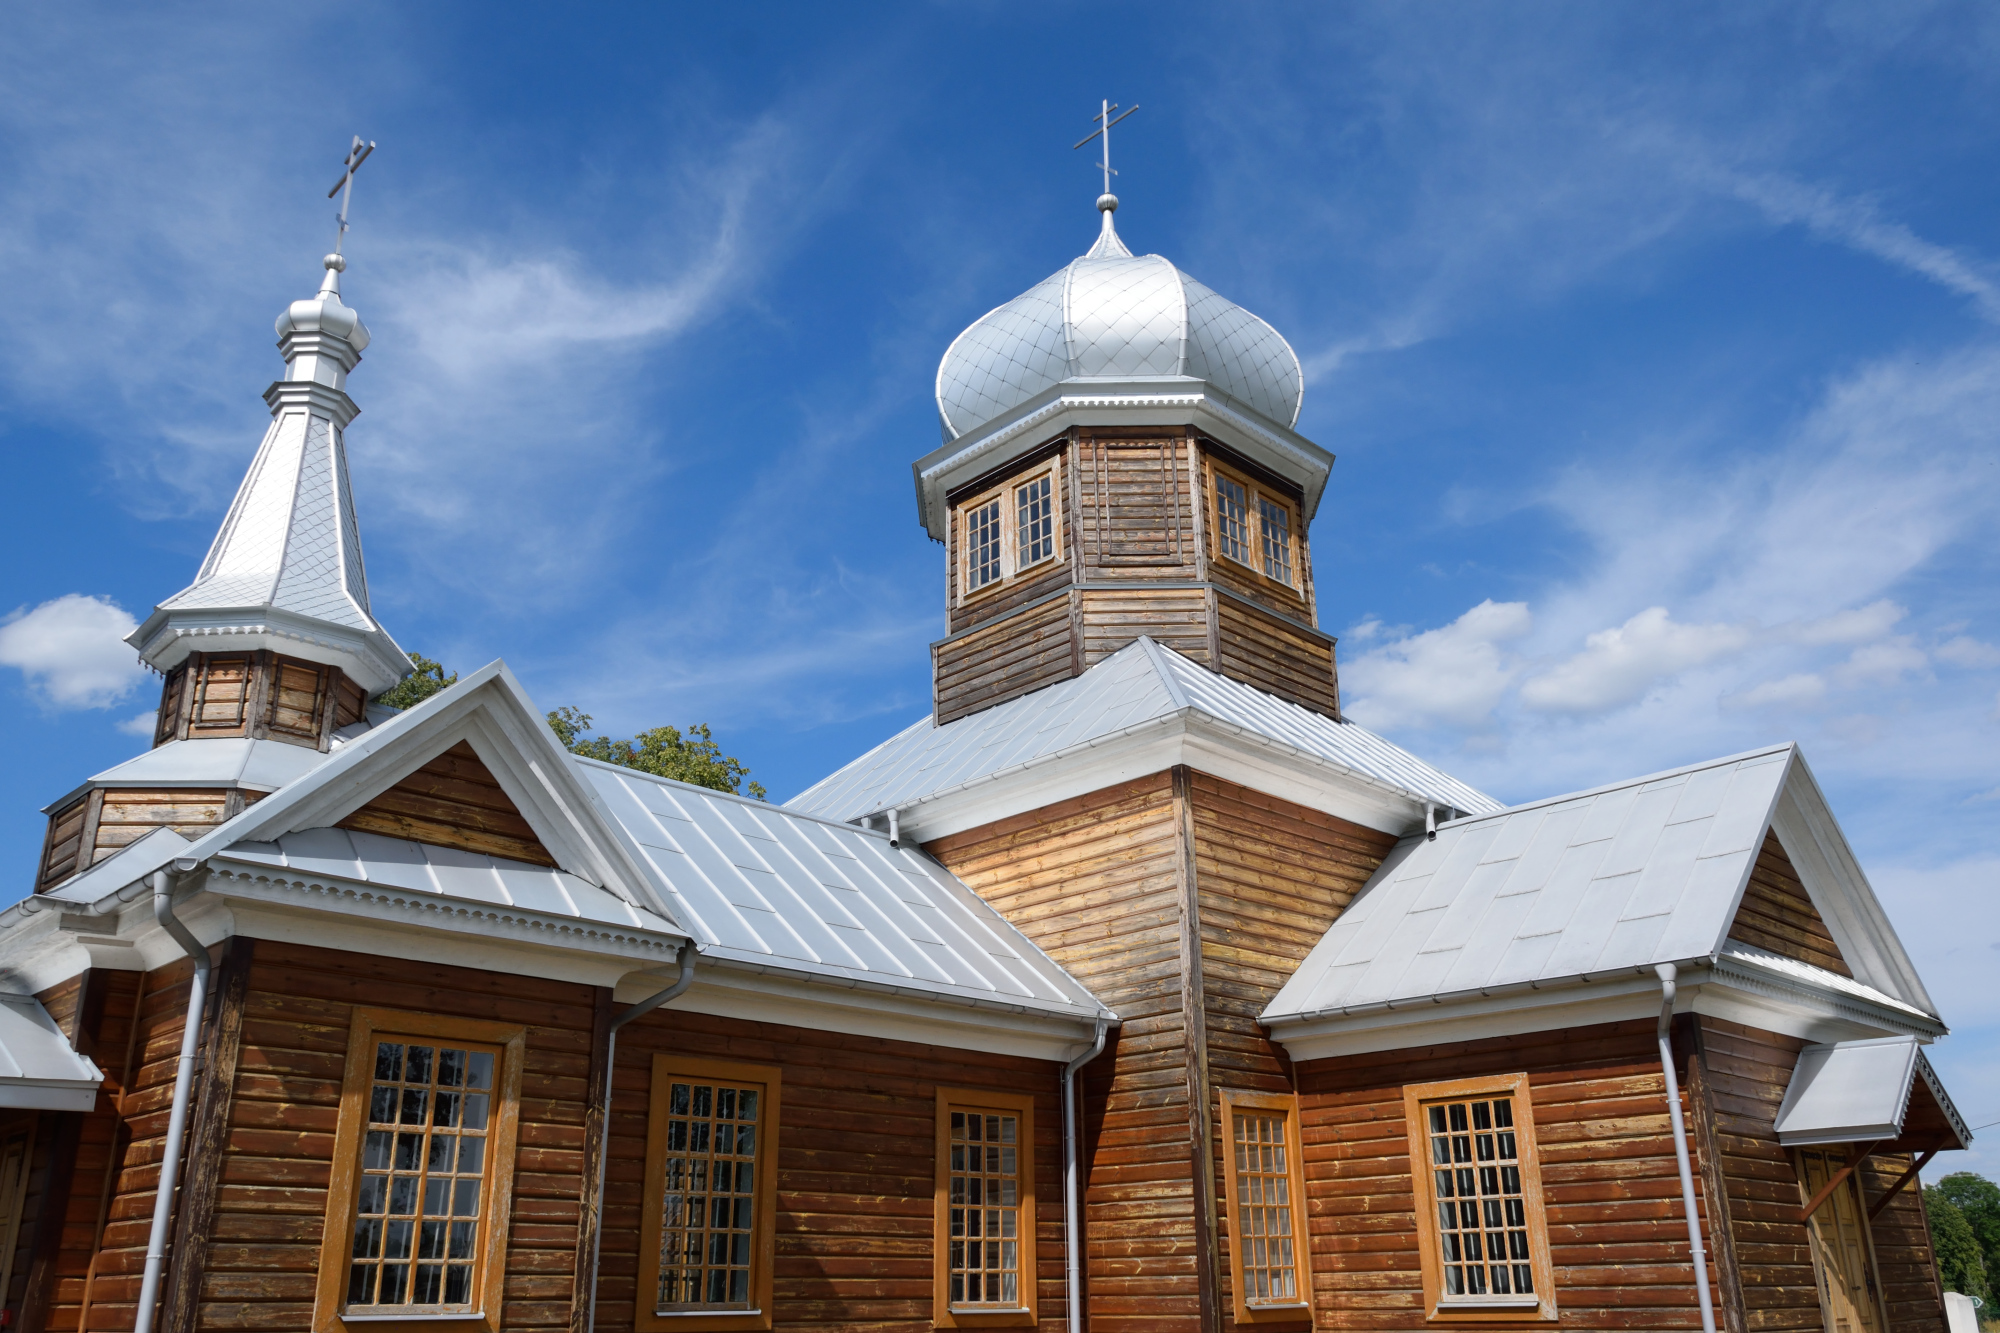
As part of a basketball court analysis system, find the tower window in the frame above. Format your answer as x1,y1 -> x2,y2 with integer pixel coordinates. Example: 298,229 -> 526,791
1210,463 -> 1301,592
967,499 -> 1003,591
955,461 -> 1063,604
1016,474 -> 1054,568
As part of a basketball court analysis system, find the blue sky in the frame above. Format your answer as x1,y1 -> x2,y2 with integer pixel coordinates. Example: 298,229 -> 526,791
2,4 -> 1997,1169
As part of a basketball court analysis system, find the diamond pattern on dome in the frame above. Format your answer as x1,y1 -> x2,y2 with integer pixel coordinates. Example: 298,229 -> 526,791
163,414 -> 306,610
271,416 -> 372,629
933,223 -> 1305,439
936,271 -> 1069,439
1065,255 -> 1185,379
1180,275 -> 1303,428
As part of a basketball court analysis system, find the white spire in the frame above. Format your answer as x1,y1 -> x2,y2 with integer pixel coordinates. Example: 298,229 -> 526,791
126,252 -> 409,694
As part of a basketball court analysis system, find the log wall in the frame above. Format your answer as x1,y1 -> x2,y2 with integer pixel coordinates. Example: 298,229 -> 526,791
1726,833 -> 1850,977
151,653 -> 363,752
36,792 -> 264,894
337,741 -> 558,867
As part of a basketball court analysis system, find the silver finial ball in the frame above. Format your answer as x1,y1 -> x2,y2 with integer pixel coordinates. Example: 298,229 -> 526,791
1097,193 -> 1119,213
324,253 -> 347,272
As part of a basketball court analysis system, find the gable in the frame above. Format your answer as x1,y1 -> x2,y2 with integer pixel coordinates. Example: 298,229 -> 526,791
1726,828 -> 1850,977
336,740 -> 557,868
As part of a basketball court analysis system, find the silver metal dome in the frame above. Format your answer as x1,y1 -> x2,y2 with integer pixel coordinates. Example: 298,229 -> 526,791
935,211 -> 1304,441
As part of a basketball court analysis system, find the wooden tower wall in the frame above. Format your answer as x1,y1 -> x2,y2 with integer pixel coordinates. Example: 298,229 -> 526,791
932,430 -> 1341,725
926,767 -> 1398,1333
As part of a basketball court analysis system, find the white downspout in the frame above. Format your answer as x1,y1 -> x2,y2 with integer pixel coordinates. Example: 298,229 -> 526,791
134,861 -> 214,1333
582,940 -> 698,1333
1657,964 -> 1717,1333
1061,1019 -> 1109,1333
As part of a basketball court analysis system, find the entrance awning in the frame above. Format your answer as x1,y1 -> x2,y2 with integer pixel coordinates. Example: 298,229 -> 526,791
0,994 -> 102,1112
1774,1035 -> 1971,1153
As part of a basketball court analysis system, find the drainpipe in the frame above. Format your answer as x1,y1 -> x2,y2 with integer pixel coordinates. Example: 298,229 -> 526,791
134,860 -> 214,1333
1425,803 -> 1438,841
1657,964 -> 1717,1333
1061,1018 -> 1109,1333
886,808 -> 901,849
583,940 -> 697,1333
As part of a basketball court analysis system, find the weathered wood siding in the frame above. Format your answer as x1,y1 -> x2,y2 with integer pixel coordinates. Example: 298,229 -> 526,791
934,596 -> 1076,726
600,1008 -> 1065,1331
37,792 -> 263,894
338,741 -> 558,867
1726,833 -> 1849,976
1854,1153 -> 1945,1332
152,653 -> 358,752
1294,1019 -> 1724,1332
1078,589 -> 1209,670
1212,594 -> 1340,720
928,773 -> 1200,1331
1075,434 -> 1198,574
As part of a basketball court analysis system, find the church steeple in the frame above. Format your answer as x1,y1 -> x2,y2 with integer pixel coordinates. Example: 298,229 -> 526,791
125,248 -> 409,709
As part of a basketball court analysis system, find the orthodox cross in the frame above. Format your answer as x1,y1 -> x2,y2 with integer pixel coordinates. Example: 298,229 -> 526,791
326,135 -> 377,256
1073,100 -> 1138,196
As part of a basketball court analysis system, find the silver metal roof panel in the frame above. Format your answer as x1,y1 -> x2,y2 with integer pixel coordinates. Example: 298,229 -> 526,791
0,994 -> 102,1111
1773,1035 -> 1926,1146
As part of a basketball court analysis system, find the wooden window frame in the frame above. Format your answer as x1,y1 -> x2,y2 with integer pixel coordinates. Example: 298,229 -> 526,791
1403,1073 -> 1557,1325
1219,1090 -> 1315,1325
955,459 -> 1064,607
637,1055 -> 782,1333
314,1009 -> 527,1333
1208,457 -> 1303,597
933,1087 -> 1038,1329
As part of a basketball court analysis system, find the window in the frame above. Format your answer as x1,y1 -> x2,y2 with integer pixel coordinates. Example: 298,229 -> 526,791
934,1088 -> 1037,1328
1219,1091 -> 1312,1323
638,1056 -> 780,1333
1209,462 -> 1300,591
956,462 -> 1062,602
1403,1074 -> 1556,1323
314,1009 -> 526,1333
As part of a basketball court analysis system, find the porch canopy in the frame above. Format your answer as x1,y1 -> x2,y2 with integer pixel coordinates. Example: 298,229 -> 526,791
0,994 -> 102,1112
1774,1035 -> 1971,1153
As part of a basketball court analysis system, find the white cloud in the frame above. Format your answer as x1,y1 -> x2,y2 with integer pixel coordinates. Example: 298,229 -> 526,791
1832,637 -> 1928,687
1727,673 -> 1827,711
1784,599 -> 1905,647
1936,635 -> 2000,668
0,595 -> 144,709
1342,600 -> 1531,732
1519,607 -> 1753,715
117,710 -> 158,737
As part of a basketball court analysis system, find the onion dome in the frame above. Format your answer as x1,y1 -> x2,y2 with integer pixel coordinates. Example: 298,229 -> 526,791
935,196 -> 1304,442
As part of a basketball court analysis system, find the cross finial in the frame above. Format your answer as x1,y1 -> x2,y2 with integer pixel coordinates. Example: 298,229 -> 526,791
1073,99 -> 1138,203
327,135 -> 377,258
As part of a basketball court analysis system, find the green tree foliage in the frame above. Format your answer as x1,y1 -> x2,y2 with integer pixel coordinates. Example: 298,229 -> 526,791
375,653 -> 458,710
1938,1172 -> 2000,1303
547,707 -> 767,800
1928,1182 -> 1994,1304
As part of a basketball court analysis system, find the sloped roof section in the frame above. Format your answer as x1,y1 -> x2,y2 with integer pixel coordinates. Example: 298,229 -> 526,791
581,760 -> 1110,1024
1773,1035 -> 1971,1150
0,995 -> 102,1112
1263,744 -> 1937,1026
787,637 -> 1499,829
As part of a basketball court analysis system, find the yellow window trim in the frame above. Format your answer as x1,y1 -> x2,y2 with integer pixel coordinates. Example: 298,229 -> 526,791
1219,1089 -> 1316,1326
933,1087 -> 1038,1329
955,458 -> 1064,607
1207,456 -> 1302,596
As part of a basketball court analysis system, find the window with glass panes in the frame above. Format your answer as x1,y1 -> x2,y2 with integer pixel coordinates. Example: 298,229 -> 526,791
1210,462 -> 1301,591
1015,474 -> 1054,568
345,1039 -> 497,1312
966,498 -> 1003,592
1214,474 -> 1250,565
1232,1112 -> 1300,1304
947,1108 -> 1022,1307
1257,498 -> 1292,584
657,1078 -> 765,1310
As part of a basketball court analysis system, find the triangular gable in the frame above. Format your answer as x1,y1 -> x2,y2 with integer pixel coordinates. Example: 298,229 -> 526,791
1726,828 -> 1849,977
337,740 -> 556,868
162,661 -> 678,927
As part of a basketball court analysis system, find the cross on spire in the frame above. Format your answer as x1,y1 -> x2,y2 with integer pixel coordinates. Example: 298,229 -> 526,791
327,135 -> 377,257
1073,99 -> 1138,200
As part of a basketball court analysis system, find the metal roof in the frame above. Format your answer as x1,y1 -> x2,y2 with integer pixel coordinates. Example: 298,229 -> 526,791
0,994 -> 102,1111
935,209 -> 1302,443
1262,743 -> 1936,1025
44,737 -> 336,815
580,760 -> 1111,1023
787,636 -> 1501,827
218,827 -> 672,932
1773,1036 -> 1971,1149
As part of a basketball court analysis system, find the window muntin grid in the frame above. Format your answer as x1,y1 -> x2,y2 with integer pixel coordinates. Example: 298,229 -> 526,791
1215,475 -> 1250,566
1233,1112 -> 1299,1304
657,1080 -> 763,1311
346,1040 -> 496,1313
966,499 -> 1003,592
1257,498 -> 1292,586
1426,1096 -> 1533,1301
948,1110 -> 1020,1308
1016,475 -> 1054,568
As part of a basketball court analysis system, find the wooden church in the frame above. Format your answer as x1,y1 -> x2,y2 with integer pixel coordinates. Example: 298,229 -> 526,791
0,172 -> 1972,1333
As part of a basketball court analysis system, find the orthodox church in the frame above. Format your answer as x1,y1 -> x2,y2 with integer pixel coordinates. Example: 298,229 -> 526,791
0,175 -> 1971,1333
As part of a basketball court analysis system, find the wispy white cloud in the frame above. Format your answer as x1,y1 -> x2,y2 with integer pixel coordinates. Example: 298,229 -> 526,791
0,595 -> 143,709
1342,600 -> 1530,732
1520,607 -> 1753,715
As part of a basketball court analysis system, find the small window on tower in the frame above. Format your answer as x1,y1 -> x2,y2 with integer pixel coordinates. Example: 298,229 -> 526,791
966,498 -> 1003,591
1210,462 -> 1301,592
1258,498 -> 1292,585
1016,474 -> 1054,568
1215,474 -> 1250,565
